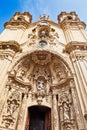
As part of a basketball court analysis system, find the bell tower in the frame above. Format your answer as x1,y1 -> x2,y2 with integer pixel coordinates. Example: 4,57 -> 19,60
58,11 -> 86,43
5,12 -> 32,29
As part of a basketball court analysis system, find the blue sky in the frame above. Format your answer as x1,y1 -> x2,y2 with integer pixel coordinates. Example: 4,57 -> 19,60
0,0 -> 87,33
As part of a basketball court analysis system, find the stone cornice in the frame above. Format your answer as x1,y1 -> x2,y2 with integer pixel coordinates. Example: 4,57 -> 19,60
0,41 -> 21,53
29,20 -> 61,29
60,21 -> 86,30
4,21 -> 29,29
64,41 -> 87,53
8,73 -> 32,89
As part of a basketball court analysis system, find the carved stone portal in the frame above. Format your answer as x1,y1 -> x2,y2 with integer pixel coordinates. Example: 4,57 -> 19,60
0,51 -> 78,130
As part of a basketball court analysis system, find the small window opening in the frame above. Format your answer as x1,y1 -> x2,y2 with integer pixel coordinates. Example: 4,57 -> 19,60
67,16 -> 72,20
17,16 -> 23,21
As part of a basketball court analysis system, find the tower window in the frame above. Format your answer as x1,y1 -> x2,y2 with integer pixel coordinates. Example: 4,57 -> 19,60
67,16 -> 72,20
17,16 -> 23,21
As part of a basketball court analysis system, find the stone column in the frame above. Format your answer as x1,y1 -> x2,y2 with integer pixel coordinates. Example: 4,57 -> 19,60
70,52 -> 87,117
75,58 -> 87,118
52,89 -> 59,130
78,57 -> 87,94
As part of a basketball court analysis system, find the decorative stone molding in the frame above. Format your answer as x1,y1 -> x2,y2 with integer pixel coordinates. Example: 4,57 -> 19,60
31,51 -> 51,65
27,21 -> 59,46
0,41 -> 21,53
64,41 -> 87,53
4,21 -> 29,29
0,51 -> 14,61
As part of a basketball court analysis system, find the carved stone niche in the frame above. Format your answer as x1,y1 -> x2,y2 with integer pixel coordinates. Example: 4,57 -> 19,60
35,76 -> 47,104
58,86 -> 76,130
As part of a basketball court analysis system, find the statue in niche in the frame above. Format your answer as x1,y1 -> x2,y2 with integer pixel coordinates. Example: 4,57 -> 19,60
35,76 -> 47,104
63,102 -> 70,120
36,76 -> 46,95
58,70 -> 66,80
36,80 -> 46,93
53,63 -> 66,81
64,123 -> 74,130
16,69 -> 25,79
16,69 -> 30,82
58,92 -> 72,123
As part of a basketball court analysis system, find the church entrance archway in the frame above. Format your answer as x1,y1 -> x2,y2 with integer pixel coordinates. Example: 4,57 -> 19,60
4,51 -> 78,130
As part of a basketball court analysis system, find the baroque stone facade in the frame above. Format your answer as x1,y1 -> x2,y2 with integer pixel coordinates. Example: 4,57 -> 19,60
0,12 -> 87,130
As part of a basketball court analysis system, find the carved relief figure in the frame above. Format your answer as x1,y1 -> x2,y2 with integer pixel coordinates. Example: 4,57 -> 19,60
36,79 -> 46,93
58,89 -> 76,130
63,102 -> 70,120
35,76 -> 47,104
2,87 -> 21,128
53,62 -> 66,81
7,89 -> 21,114
36,76 -> 46,94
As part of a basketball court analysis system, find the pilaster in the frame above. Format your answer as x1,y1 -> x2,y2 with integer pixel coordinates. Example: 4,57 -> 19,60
52,88 -> 59,130
69,50 -> 87,129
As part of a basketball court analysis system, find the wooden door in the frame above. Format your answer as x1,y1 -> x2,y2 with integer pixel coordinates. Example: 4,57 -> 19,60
27,106 -> 51,130
45,109 -> 51,130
